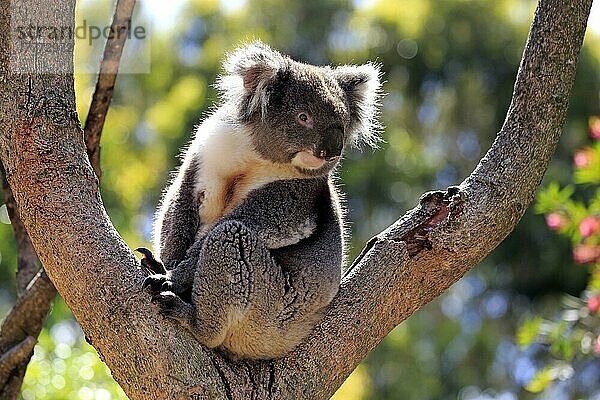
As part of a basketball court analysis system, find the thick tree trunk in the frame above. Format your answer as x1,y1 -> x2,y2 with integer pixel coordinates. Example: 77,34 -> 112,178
0,1 -> 136,397
0,0 -> 594,399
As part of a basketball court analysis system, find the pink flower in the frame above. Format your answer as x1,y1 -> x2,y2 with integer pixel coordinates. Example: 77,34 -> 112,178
589,295 -> 600,313
590,116 -> 600,141
574,148 -> 593,168
546,213 -> 567,231
573,244 -> 600,264
580,216 -> 599,238
594,336 -> 600,354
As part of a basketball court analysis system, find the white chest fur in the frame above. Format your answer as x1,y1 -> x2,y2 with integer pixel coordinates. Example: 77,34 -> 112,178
189,115 -> 302,229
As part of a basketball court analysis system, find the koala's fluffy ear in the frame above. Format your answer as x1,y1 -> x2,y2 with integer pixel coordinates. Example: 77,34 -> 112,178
332,63 -> 383,147
217,41 -> 286,120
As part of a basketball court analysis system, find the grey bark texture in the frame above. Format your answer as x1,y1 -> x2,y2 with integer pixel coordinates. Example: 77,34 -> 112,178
0,0 -> 594,399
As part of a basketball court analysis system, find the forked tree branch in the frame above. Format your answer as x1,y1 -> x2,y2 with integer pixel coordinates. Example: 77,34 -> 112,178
0,0 -> 136,398
0,0 -> 593,399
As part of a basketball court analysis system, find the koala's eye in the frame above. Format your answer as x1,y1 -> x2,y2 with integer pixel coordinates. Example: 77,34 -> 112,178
296,112 -> 313,128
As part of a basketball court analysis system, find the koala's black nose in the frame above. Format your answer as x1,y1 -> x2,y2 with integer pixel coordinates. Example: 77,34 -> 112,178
317,126 -> 344,160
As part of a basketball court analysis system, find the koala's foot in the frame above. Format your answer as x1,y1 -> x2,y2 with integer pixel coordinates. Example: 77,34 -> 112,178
136,247 -> 167,274
151,291 -> 194,324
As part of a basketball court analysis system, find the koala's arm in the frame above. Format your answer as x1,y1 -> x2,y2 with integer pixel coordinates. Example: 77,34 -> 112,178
154,156 -> 201,267
271,180 -> 344,311
223,178 -> 325,249
161,232 -> 206,296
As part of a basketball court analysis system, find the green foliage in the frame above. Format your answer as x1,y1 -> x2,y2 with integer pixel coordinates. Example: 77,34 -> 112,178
518,118 -> 600,396
517,317 -> 542,348
534,183 -> 575,215
525,367 -> 553,393
20,300 -> 127,400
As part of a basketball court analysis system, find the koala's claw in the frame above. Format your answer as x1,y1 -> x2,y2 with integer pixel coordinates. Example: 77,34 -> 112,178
143,274 -> 170,294
136,247 -> 167,274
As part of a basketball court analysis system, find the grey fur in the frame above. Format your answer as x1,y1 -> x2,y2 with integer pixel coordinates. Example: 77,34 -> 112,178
144,41 -> 381,359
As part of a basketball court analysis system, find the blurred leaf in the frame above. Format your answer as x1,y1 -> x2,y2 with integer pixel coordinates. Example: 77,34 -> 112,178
22,324 -> 127,400
0,204 -> 10,224
516,316 -> 542,348
525,367 -> 553,393
534,182 -> 575,214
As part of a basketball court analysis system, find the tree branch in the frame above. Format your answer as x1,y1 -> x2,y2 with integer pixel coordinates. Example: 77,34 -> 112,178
0,0 -> 136,398
0,337 -> 36,384
0,0 -> 593,399
0,270 -> 56,348
273,1 -> 594,396
272,1 -> 595,396
84,0 -> 137,178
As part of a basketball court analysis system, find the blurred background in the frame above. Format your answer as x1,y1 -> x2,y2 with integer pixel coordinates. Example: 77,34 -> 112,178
1,0 -> 600,398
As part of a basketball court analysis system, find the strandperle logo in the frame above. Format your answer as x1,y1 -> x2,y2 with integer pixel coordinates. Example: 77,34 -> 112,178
9,1 -> 151,74
14,19 -> 147,46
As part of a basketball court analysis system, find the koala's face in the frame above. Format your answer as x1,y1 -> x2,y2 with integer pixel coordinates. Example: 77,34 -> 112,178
248,66 -> 351,176
218,42 -> 382,177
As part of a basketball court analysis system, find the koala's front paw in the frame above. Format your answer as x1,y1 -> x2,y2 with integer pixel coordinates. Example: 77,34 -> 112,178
151,291 -> 193,323
142,274 -> 173,294
136,247 -> 167,274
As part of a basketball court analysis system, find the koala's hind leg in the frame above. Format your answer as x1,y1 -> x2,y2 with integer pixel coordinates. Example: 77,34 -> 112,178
185,220 -> 283,350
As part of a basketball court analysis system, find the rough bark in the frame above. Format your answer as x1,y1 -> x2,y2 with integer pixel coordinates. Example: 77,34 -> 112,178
0,0 -> 135,398
0,0 -> 594,399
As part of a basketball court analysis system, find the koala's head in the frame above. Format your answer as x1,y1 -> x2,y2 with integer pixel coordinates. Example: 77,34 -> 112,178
217,41 -> 382,177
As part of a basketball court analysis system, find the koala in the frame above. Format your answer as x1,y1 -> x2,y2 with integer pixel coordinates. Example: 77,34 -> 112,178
139,41 -> 381,359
